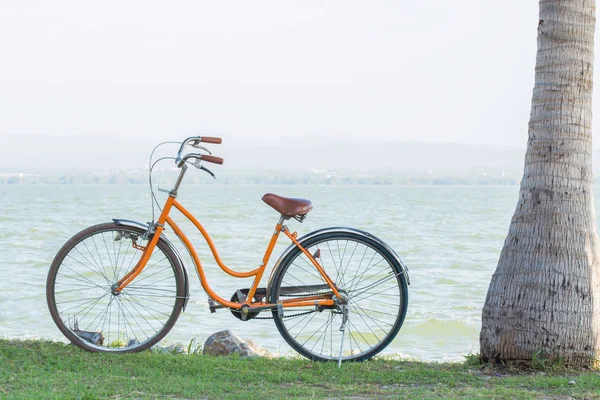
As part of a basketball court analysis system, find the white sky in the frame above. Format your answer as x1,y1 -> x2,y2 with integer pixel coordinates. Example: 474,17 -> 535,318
0,1 -> 574,147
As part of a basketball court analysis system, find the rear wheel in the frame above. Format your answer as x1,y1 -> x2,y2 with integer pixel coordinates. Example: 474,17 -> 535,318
269,231 -> 408,362
46,222 -> 186,353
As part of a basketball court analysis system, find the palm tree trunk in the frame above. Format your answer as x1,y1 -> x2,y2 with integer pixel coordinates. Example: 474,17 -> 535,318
480,0 -> 600,368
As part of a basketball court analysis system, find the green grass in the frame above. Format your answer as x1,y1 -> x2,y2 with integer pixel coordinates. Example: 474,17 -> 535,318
1,339 -> 600,399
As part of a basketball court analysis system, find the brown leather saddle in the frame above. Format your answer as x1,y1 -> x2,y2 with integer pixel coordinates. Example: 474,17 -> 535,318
262,193 -> 312,218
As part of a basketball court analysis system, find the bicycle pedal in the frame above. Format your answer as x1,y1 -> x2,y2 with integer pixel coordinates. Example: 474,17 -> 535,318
208,298 -> 218,313
277,301 -> 284,318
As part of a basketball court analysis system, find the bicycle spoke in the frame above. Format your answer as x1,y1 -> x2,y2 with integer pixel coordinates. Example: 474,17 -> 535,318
319,313 -> 333,356
352,302 -> 392,335
335,240 -> 350,289
325,242 -> 342,284
86,296 -> 115,332
99,233 -> 115,276
120,295 -> 153,341
348,328 -> 365,356
106,296 -> 114,345
347,252 -> 381,294
122,294 -> 174,309
56,296 -> 109,305
289,311 -> 320,340
121,292 -> 172,319
355,298 -> 401,308
299,314 -> 335,349
310,312 -> 335,354
126,286 -> 176,295
350,305 -> 399,319
70,247 -> 111,286
123,290 -> 177,299
55,287 -> 104,295
120,294 -> 161,335
293,255 -> 328,282
285,310 -> 318,332
339,241 -> 359,290
348,264 -> 396,296
58,291 -> 110,315
352,284 -> 401,303
114,234 -> 124,279
115,240 -> 134,283
58,265 -> 109,291
82,241 -> 105,277
347,319 -> 371,350
117,296 -> 134,343
127,265 -> 172,287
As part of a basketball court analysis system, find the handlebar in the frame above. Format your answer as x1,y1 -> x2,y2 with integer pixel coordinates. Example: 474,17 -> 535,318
198,155 -> 223,164
176,136 -> 223,167
200,137 -> 222,144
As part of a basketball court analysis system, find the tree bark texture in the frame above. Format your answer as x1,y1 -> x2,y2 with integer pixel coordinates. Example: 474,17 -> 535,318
480,0 -> 600,368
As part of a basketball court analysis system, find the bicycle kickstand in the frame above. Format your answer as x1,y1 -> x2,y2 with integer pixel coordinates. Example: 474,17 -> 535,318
338,304 -> 349,368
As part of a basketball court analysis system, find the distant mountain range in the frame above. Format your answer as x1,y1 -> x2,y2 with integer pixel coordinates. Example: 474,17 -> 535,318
1,133 -> 526,170
2,134 -> 600,183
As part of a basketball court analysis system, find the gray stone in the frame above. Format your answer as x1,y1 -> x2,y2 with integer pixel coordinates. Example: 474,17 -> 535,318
151,344 -> 170,354
203,330 -> 268,358
150,343 -> 187,355
244,338 -> 272,358
166,343 -> 187,354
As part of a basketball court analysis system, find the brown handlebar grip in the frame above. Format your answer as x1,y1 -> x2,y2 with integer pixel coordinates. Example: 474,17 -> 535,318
201,136 -> 222,144
200,155 -> 224,164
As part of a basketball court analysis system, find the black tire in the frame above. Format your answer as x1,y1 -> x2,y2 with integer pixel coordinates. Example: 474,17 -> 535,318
46,222 -> 186,353
269,231 -> 408,362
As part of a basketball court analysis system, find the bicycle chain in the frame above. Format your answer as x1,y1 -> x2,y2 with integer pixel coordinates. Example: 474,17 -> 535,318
252,310 -> 316,320
235,292 -> 329,320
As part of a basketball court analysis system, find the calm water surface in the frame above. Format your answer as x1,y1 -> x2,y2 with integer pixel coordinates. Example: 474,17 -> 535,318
0,184 -> 532,360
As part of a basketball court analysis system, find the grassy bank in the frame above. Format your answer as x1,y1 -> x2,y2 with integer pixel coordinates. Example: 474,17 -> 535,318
1,340 -> 599,399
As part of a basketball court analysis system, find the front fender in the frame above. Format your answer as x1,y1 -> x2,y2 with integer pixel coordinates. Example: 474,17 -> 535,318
112,219 -> 191,311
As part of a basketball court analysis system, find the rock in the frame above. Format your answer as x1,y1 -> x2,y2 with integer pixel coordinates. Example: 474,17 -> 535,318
151,345 -> 170,354
150,343 -> 187,355
166,343 -> 187,354
203,330 -> 267,358
568,380 -> 576,385
245,339 -> 273,358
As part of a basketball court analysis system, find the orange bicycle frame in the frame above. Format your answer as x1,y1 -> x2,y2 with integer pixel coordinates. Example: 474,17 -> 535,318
115,190 -> 341,312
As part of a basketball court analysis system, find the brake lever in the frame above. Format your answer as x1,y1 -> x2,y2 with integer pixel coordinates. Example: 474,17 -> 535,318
193,159 -> 216,179
188,140 -> 212,155
201,165 -> 216,179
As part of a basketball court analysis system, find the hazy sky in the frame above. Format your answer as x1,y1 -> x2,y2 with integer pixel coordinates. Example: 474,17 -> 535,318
0,1 -> 574,147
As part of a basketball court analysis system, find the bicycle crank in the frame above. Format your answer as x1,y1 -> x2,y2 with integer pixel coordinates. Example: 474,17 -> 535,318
229,288 -> 266,321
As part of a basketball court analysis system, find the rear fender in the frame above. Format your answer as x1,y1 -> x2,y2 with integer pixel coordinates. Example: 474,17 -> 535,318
112,219 -> 190,311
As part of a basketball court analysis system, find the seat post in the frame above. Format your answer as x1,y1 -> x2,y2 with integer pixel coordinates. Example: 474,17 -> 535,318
277,215 -> 286,226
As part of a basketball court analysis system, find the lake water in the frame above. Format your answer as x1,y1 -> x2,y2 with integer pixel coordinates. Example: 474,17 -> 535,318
0,183 -> 529,361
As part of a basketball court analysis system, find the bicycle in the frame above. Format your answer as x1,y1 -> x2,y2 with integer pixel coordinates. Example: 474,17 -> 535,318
46,136 -> 410,363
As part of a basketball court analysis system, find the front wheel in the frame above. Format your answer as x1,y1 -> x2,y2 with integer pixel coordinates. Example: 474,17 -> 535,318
269,231 -> 408,362
46,222 -> 186,353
